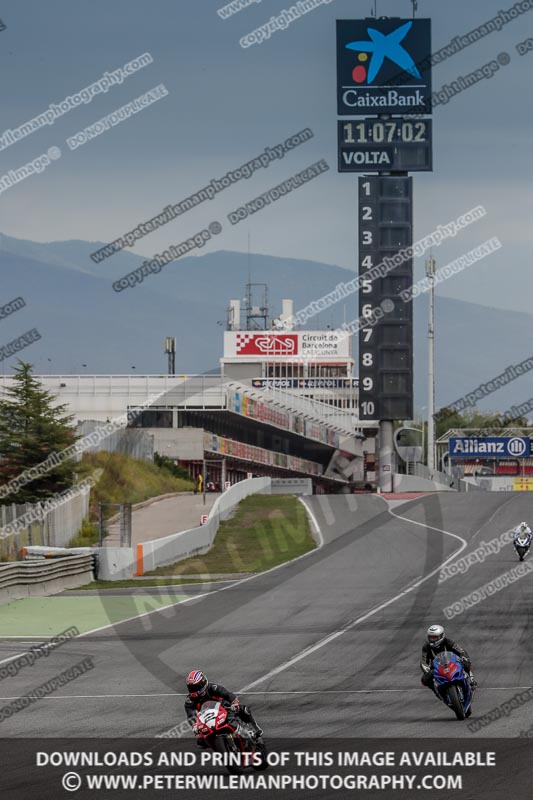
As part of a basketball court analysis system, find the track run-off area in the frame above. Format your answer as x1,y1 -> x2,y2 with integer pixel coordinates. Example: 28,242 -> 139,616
1,492 -> 532,739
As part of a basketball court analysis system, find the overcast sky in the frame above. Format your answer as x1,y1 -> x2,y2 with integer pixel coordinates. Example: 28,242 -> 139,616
0,0 -> 531,312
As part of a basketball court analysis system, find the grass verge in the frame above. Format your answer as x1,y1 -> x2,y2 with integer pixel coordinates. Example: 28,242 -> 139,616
74,578 -> 214,590
145,494 -> 315,577
82,451 -> 195,511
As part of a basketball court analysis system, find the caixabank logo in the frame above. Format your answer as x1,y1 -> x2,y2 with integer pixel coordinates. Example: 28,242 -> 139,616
337,18 -> 432,115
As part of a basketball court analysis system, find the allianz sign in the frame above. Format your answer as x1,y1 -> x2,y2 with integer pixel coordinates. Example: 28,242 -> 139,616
449,437 -> 531,458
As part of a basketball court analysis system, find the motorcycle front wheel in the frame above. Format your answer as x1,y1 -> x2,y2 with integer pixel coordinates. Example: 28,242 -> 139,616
252,741 -> 269,771
447,684 -> 466,720
215,735 -> 244,775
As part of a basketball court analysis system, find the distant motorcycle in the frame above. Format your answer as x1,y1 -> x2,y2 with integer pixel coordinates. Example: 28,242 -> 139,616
514,534 -> 531,562
427,651 -> 475,720
195,700 -> 268,775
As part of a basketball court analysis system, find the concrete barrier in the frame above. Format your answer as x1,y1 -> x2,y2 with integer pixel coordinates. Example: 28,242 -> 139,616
392,473 -> 454,492
96,547 -> 137,580
462,476 -> 515,492
138,477 -> 271,574
24,479 -> 272,580
271,478 -> 313,495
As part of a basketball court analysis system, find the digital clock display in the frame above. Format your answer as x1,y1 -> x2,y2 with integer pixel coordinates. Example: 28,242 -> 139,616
340,119 -> 431,145
337,117 -> 433,173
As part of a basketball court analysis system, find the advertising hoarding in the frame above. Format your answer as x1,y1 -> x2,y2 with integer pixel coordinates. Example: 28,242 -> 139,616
450,437 -> 531,458
337,18 -> 432,115
224,331 -> 351,359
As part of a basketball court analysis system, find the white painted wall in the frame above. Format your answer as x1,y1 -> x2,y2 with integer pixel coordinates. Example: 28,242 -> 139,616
141,477 -> 271,573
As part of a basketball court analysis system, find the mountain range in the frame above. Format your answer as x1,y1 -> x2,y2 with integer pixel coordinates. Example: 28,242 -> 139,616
0,232 -> 532,416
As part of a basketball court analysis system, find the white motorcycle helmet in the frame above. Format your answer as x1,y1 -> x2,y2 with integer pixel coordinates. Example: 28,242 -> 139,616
427,624 -> 445,648
520,522 -> 529,532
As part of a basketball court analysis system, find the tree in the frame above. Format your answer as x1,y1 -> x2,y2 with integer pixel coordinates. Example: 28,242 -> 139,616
153,451 -> 191,481
0,361 -> 79,503
434,406 -> 530,441
434,407 -> 468,441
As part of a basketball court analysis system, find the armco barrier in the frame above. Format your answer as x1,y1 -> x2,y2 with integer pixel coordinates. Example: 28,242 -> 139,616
23,544 -> 136,583
136,477 -> 271,575
0,554 -> 95,605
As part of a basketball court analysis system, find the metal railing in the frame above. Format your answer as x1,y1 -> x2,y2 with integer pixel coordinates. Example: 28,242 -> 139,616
227,381 -> 356,436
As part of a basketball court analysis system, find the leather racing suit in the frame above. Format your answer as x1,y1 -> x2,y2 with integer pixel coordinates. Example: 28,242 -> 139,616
184,682 -> 261,737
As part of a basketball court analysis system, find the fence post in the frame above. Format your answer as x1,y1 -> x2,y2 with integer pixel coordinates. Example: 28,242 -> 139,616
126,503 -> 132,547
119,504 -> 125,547
98,503 -> 105,547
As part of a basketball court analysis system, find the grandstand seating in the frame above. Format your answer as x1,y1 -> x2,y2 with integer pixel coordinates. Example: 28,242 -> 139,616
461,459 -> 533,476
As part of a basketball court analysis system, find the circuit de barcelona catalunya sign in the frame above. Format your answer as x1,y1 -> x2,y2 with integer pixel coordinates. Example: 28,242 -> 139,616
450,437 -> 531,458
337,18 -> 432,115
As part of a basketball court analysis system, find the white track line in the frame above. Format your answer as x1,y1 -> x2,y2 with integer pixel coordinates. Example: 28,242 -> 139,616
0,653 -> 35,667
298,497 -> 324,547
0,498 -> 325,668
240,502 -> 467,692
0,687 -> 528,701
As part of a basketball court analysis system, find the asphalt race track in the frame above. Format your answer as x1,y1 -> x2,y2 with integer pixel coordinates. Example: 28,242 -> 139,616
2,492 -> 533,743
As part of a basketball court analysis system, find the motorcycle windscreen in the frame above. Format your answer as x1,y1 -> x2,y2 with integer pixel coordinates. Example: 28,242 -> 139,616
197,701 -> 221,726
432,650 -> 458,667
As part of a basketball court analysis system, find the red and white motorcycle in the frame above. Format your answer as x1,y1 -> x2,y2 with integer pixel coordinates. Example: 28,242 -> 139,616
195,700 -> 268,774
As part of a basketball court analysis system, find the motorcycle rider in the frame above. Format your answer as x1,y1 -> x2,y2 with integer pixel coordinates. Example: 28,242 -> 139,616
420,625 -> 476,693
513,522 -> 532,544
184,670 -> 263,741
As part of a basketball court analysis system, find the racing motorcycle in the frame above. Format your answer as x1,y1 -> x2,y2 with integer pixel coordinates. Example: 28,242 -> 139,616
426,651 -> 475,720
514,534 -> 531,561
195,700 -> 268,774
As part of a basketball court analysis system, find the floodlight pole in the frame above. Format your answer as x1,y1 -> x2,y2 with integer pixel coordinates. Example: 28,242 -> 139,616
427,255 -> 436,471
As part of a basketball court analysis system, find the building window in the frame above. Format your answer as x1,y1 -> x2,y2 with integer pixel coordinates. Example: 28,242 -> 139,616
129,409 -> 173,428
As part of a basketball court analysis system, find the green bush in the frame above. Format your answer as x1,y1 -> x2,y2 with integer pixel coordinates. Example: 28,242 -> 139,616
153,452 -> 192,481
80,451 -> 195,521
69,517 -> 99,547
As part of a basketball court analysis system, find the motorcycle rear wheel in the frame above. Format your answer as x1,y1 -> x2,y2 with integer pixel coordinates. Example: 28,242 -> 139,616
447,685 -> 466,720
